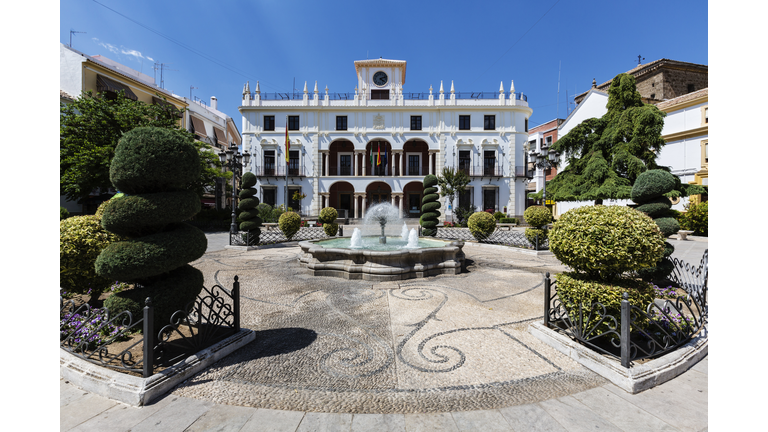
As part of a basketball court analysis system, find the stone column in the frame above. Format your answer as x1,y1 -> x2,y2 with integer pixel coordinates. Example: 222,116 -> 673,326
401,152 -> 406,176
393,192 -> 404,218
362,149 -> 367,176
428,151 -> 435,175
320,150 -> 329,177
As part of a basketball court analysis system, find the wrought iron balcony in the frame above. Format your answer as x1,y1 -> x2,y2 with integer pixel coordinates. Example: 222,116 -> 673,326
254,166 -> 306,177
467,165 -> 504,177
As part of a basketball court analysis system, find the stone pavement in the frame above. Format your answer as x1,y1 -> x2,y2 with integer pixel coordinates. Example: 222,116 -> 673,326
61,233 -> 708,431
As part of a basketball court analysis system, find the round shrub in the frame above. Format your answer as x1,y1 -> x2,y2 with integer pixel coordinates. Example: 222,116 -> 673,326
60,215 -> 124,297
100,190 -> 201,237
323,223 -> 339,236
241,171 -> 257,189
549,205 -> 665,279
655,217 -> 680,238
524,205 -> 553,228
279,211 -> 301,239
525,228 -> 548,246
319,207 -> 338,224
680,201 -> 708,236
420,176 -> 440,236
468,211 -> 496,240
630,169 -> 676,203
110,127 -> 201,194
634,197 -> 672,218
493,211 -> 505,221
555,272 -> 657,336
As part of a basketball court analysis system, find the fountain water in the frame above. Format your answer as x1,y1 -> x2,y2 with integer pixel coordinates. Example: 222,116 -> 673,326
298,202 -> 466,280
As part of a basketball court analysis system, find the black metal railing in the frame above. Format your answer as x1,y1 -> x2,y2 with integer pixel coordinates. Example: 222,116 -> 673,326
60,277 -> 241,378
543,250 -> 708,367
427,226 -> 549,250
466,165 -> 504,177
253,166 -> 306,177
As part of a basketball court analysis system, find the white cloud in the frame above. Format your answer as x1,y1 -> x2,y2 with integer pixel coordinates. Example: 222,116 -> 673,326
94,39 -> 119,54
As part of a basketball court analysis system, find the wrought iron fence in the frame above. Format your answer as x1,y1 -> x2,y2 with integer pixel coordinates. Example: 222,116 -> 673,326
60,277 -> 241,378
428,226 -> 548,250
543,250 -> 708,367
230,226 -> 333,246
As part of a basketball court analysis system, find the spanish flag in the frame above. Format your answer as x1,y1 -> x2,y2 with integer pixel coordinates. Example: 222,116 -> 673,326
285,116 -> 290,162
377,142 -> 381,166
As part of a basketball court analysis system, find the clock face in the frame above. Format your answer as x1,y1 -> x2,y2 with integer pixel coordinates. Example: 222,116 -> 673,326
373,71 -> 388,87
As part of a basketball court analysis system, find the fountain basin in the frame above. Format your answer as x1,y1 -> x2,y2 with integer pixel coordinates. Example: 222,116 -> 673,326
298,238 -> 466,281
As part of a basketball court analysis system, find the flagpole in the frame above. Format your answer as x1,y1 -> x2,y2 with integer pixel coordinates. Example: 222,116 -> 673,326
285,115 -> 289,210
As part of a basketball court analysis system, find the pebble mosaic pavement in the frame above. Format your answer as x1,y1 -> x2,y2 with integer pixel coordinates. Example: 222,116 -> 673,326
170,243 -> 607,413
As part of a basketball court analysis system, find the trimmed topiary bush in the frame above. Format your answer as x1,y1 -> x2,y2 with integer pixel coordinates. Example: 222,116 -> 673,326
319,207 -> 338,224
61,215 -> 124,301
549,205 -> 665,280
323,223 -> 339,236
468,211 -> 496,240
95,127 -> 206,325
499,217 -> 517,224
679,201 -> 708,236
630,169 -> 677,203
420,175 -> 440,236
493,211 -> 505,221
525,227 -> 548,246
524,205 -> 553,228
655,217 -> 680,238
237,172 -> 261,243
278,211 -> 301,240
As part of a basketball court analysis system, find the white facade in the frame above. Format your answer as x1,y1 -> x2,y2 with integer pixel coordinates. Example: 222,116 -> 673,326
239,59 -> 532,219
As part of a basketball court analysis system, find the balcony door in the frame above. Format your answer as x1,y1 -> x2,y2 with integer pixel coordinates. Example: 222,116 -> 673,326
264,150 -> 275,176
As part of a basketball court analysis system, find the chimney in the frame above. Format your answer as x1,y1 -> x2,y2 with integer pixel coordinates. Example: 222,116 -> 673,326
211,96 -> 218,110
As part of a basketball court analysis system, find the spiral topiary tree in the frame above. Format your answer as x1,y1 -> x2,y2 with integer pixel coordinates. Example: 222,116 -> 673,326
319,206 -> 338,236
95,127 -> 208,325
238,172 -> 261,245
523,205 -> 553,248
630,169 -> 680,282
420,175 -> 440,236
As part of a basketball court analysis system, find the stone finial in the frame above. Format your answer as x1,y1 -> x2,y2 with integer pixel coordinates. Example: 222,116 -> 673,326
499,81 -> 504,93
355,86 -> 358,95
255,81 -> 260,93
429,85 -> 433,95
592,78 -> 596,88
510,80 -> 515,94
451,80 -> 455,93
325,85 -> 329,94
244,81 -> 250,94
314,81 -> 318,93
439,81 -> 444,93
303,81 -> 308,94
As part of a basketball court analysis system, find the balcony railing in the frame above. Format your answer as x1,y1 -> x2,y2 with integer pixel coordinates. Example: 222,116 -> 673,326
254,166 -> 306,177
465,165 -> 504,177
515,166 -> 534,179
252,92 -> 528,102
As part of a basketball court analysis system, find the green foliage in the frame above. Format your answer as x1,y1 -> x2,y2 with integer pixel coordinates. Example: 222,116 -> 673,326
323,223 -> 339,236
468,211 -> 496,240
523,206 -> 553,228
655,217 -> 680,238
555,272 -> 657,336
679,201 -> 708,236
437,167 -> 470,221
499,217 -> 517,224
278,211 -> 301,239
110,127 -> 200,194
237,172 -> 261,238
60,206 -> 71,220
544,74 -> 668,203
319,207 -> 338,224
493,211 -> 505,221
525,227 -> 548,246
631,170 -> 677,203
60,91 -> 228,201
420,176 -> 440,236
100,190 -> 201,237
454,205 -> 476,227
634,197 -> 672,218
241,171 -> 257,188
60,215 -> 124,298
549,205 -> 665,280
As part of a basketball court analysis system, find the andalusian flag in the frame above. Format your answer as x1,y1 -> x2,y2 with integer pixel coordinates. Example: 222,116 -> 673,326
285,116 -> 290,162
377,142 -> 381,166
370,144 -> 374,166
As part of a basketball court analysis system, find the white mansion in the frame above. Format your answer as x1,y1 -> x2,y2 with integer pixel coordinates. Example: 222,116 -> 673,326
239,58 -> 533,221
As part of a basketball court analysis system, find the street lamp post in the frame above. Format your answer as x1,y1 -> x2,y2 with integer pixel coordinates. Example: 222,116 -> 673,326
218,144 -> 251,235
530,149 -> 559,208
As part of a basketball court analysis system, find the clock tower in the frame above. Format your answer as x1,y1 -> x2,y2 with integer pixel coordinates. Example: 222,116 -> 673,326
354,58 -> 406,99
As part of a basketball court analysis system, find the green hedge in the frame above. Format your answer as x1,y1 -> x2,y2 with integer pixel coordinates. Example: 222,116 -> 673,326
60,215 -> 124,297
548,205 -> 664,279
468,211 -> 496,240
95,222 -> 207,282
109,127 -> 200,194
524,205 -> 553,228
499,217 -> 517,224
100,190 -> 201,237
679,201 -> 708,236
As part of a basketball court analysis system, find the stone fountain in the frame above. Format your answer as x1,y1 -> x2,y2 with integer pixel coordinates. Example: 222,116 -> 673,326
298,202 -> 465,281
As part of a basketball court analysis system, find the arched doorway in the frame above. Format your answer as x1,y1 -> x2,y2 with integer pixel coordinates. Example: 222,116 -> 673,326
328,139 -> 355,176
328,181 -> 355,220
365,181 -> 392,210
402,139 -> 430,176
403,180 -> 424,219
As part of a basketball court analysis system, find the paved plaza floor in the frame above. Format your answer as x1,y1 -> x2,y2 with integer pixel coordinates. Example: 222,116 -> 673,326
60,233 -> 709,431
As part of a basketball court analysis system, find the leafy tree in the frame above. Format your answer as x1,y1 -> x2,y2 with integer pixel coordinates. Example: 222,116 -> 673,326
437,167 -> 470,222
531,73 -> 703,204
60,90 -> 230,203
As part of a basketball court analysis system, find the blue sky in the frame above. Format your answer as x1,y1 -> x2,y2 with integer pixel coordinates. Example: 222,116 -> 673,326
59,0 -> 708,129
